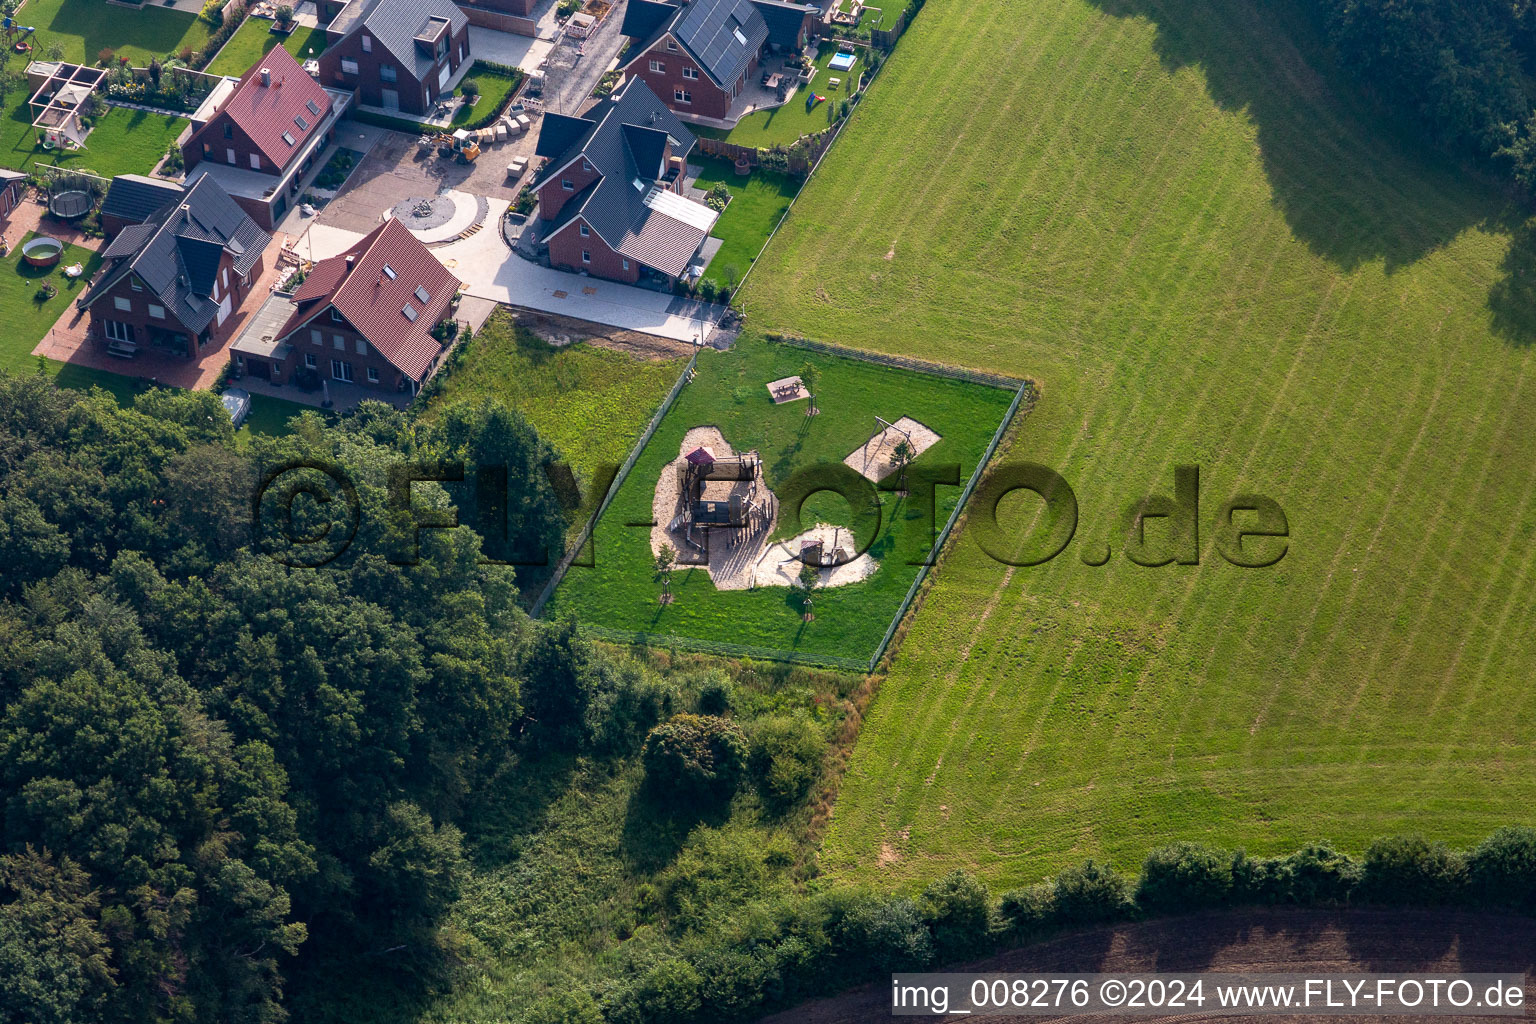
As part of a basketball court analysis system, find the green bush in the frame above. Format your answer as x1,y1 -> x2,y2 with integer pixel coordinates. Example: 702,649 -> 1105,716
1136,842 -> 1234,913
634,958 -> 702,1022
1465,826 -> 1536,912
1357,835 -> 1465,906
641,713 -> 748,802
1051,859 -> 1132,925
1276,844 -> 1360,905
828,892 -> 935,976
997,882 -> 1056,936
748,715 -> 823,809
918,870 -> 991,960
518,989 -> 604,1024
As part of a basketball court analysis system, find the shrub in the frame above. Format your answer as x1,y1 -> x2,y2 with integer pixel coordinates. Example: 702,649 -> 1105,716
704,181 -> 730,212
1465,826 -> 1536,912
1136,842 -> 1233,913
634,958 -> 702,1022
1357,835 -> 1465,906
829,892 -> 934,976
1051,859 -> 1133,925
97,48 -> 115,66
200,0 -> 226,22
641,714 -> 748,803
692,671 -> 732,715
518,989 -> 604,1024
918,870 -> 991,959
747,714 -> 823,809
1276,844 -> 1360,905
998,882 -> 1056,936
461,78 -> 480,100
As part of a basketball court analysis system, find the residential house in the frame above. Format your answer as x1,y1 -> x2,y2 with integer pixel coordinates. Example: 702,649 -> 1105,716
179,47 -> 349,229
98,174 -> 185,239
319,0 -> 471,115
235,218 -> 461,396
531,77 -> 719,285
619,0 -> 817,120
76,176 -> 270,361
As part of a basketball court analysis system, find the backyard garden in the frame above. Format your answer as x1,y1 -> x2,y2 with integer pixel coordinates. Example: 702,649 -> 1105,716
205,18 -> 328,76
695,43 -> 865,149
8,0 -> 213,65
545,338 -> 1016,666
691,156 -> 797,292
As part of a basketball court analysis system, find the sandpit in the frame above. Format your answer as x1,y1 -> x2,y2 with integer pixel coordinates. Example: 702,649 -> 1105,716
651,427 -> 879,591
843,416 -> 941,482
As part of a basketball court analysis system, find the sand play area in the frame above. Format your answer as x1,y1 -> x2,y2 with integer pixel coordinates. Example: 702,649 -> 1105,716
651,426 -> 879,591
843,416 -> 941,482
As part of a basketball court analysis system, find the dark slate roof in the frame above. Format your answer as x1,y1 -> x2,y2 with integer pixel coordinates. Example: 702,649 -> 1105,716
533,78 -> 714,278
620,0 -> 676,43
100,174 -> 183,227
535,112 -> 597,160
332,0 -> 467,83
79,175 -> 270,336
750,0 -> 814,50
622,0 -> 770,90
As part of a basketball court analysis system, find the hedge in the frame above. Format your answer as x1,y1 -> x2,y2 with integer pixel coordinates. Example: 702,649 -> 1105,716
536,828 -> 1536,1024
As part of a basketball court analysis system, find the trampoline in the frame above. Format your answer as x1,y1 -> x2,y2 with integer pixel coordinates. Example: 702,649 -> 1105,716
829,51 -> 857,71
48,190 -> 92,219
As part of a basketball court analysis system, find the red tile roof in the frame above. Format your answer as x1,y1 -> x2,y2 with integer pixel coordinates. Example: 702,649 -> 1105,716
282,219 -> 462,380
207,46 -> 332,174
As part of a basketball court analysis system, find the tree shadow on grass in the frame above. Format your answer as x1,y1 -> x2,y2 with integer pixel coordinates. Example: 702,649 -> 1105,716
620,782 -> 734,874
1487,219 -> 1536,347
1084,0 -> 1519,274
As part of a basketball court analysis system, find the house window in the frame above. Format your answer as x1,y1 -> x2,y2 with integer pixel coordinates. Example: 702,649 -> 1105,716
340,58 -> 359,75
104,321 -> 134,343
224,122 -> 233,139
649,60 -> 665,73
361,34 -> 372,52
667,39 -> 677,51
113,296 -> 131,312
148,304 -> 166,320
674,89 -> 692,104
381,65 -> 396,83
582,159 -> 592,172
222,268 -> 229,289
227,147 -> 237,164
367,366 -> 380,383
579,224 -> 589,236
581,250 -> 591,264
130,277 -> 142,291
622,259 -> 630,271
203,142 -> 212,158
333,335 -> 345,349
305,352 -> 317,369
561,178 -> 574,190
331,359 -> 354,382
250,153 -> 262,169
310,329 -> 322,345
355,339 -> 366,355
330,308 -> 345,322
682,67 -> 698,80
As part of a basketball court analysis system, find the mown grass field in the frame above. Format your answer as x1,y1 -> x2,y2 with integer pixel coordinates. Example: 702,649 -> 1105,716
419,310 -> 688,488
547,339 -> 1014,664
692,156 -> 797,291
205,19 -> 329,76
741,0 -> 1536,887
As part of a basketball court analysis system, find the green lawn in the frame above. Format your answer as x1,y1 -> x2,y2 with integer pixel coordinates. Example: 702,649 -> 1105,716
691,156 -> 797,291
547,338 -> 1015,664
235,394 -> 310,445
743,0 -> 1536,888
0,232 -> 102,374
451,66 -> 520,127
205,19 -> 330,76
3,93 -> 185,177
697,43 -> 864,149
420,310 -> 687,490
16,0 -> 212,65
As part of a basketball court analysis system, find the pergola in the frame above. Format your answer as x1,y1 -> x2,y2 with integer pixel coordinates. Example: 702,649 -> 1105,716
27,62 -> 108,150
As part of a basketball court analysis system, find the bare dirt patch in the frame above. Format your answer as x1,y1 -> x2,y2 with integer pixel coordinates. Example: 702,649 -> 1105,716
511,309 -> 696,360
758,908 -> 1536,1024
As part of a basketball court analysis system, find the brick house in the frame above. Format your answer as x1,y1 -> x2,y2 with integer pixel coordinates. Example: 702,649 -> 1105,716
619,0 -> 818,120
76,176 -> 270,361
531,78 -> 719,285
234,218 -> 461,396
318,0 -> 471,116
178,47 -> 349,229
98,174 -> 185,240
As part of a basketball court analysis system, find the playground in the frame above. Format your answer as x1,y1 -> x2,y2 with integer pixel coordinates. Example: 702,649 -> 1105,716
546,338 -> 1019,665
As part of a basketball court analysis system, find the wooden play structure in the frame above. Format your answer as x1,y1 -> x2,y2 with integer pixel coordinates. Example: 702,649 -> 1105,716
672,445 -> 772,549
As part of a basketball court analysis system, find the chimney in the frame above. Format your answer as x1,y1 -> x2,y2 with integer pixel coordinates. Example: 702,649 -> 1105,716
260,67 -> 272,86
344,254 -> 355,272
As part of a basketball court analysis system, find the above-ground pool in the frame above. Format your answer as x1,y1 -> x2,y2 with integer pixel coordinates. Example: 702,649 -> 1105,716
21,237 -> 64,268
829,51 -> 857,71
